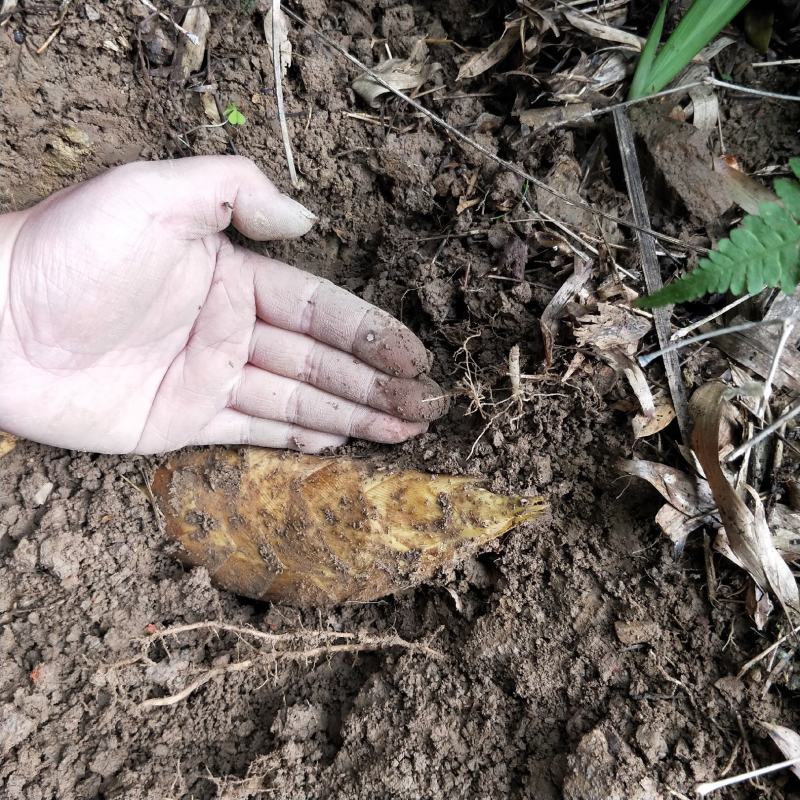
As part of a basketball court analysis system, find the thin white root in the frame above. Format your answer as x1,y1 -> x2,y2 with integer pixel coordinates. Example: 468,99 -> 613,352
144,620 -> 358,643
137,624 -> 441,709
696,756 -> 800,796
141,660 -> 254,708
273,0 -> 299,188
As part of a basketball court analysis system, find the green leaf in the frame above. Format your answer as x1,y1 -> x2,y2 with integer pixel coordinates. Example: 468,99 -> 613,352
636,0 -> 751,98
635,164 -> 800,309
224,104 -> 247,126
628,0 -> 668,100
776,177 -> 800,219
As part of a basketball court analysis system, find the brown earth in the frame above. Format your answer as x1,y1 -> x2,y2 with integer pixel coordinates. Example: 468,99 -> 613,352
2,2 -> 800,799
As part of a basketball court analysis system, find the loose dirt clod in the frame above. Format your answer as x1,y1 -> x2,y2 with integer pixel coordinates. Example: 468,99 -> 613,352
152,447 -> 546,605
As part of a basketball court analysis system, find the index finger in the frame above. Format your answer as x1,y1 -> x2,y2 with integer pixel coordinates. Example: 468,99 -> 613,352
243,249 -> 430,378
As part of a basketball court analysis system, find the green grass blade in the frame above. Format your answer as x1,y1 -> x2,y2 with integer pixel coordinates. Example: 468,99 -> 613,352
628,0 -> 668,100
641,0 -> 751,96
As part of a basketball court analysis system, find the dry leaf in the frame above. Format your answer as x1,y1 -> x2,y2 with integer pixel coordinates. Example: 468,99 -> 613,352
618,459 -> 715,518
546,51 -> 629,100
618,457 -> 717,552
574,303 -> 653,416
613,352 -> 655,418
153,448 -> 547,606
353,41 -> 440,108
518,103 -> 592,131
528,5 -> 560,36
713,156 -> 779,214
457,20 -> 521,82
633,402 -> 676,439
714,289 -> 800,391
690,382 -> 799,612
540,257 -> 593,367
200,92 -> 222,124
712,532 -> 771,625
573,303 -> 651,357
655,503 -> 707,553
562,11 -> 642,49
764,723 -> 800,780
456,196 -> 481,215
771,504 -> 800,557
171,0 -> 210,82
263,3 -> 292,79
0,431 -> 17,459
681,64 -> 718,132
747,486 -> 800,608
745,581 -> 773,630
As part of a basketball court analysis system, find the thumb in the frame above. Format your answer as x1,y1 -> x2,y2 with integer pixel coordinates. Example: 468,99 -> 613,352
133,155 -> 317,241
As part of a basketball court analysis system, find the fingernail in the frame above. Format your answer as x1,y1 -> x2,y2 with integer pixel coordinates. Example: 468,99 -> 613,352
283,194 -> 318,222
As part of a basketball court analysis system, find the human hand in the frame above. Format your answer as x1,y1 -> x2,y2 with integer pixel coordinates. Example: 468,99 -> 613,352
0,156 -> 446,454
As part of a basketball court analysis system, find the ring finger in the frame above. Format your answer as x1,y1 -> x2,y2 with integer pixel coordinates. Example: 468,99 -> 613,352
248,322 -> 447,423
230,365 -> 429,444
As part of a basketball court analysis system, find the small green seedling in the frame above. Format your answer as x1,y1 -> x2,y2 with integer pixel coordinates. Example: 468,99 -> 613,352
224,104 -> 247,126
629,0 -> 751,100
636,159 -> 800,309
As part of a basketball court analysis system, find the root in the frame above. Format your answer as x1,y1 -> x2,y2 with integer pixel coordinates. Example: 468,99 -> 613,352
454,334 -> 569,459
122,621 -> 442,710
141,659 -> 254,709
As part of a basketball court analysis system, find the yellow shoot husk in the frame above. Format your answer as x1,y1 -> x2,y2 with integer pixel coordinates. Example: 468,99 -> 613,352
152,448 -> 547,606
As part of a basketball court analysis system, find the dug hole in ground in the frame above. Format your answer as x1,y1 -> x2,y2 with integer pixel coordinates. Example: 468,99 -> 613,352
2,1 -> 800,798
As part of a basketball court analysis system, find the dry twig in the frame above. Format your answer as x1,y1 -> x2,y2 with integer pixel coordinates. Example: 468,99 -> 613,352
613,107 -> 690,440
271,0 -> 299,188
35,0 -> 74,55
640,319 -> 789,367
727,400 -> 800,463
671,293 -> 755,340
758,320 -> 796,417
736,625 -> 800,680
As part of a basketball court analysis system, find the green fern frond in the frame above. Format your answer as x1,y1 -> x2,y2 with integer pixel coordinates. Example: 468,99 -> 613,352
636,158 -> 800,309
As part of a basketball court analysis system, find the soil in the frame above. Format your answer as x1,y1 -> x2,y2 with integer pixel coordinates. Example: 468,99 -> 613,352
2,2 -> 800,799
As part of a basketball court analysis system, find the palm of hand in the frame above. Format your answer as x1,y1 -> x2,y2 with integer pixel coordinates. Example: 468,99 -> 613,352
0,157 -> 444,454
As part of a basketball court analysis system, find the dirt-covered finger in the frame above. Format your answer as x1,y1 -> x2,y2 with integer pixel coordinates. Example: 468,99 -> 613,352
230,366 -> 429,443
126,155 -> 317,240
189,409 -> 347,452
245,250 -> 430,378
248,322 -> 448,422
